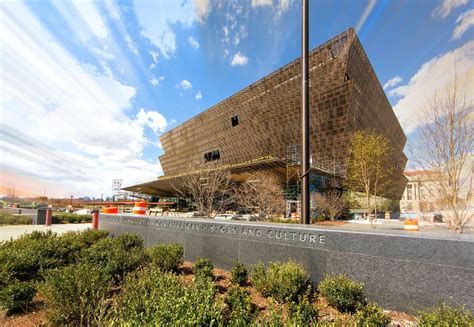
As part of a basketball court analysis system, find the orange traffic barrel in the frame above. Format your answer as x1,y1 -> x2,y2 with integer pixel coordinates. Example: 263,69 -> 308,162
404,219 -> 419,231
102,206 -> 118,214
133,201 -> 147,215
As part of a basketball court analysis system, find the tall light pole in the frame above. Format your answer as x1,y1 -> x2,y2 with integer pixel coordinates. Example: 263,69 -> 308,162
301,0 -> 310,224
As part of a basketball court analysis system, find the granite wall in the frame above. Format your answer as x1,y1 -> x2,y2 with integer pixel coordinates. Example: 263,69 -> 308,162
99,214 -> 474,313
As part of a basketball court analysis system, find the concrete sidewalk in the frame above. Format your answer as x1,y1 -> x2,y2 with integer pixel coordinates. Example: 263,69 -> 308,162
0,224 -> 92,242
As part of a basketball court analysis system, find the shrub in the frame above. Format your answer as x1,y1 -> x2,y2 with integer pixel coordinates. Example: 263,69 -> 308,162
226,285 -> 255,325
250,262 -> 269,295
0,212 -> 32,225
81,236 -> 146,283
114,232 -> 143,250
287,296 -> 319,326
355,303 -> 391,326
0,229 -> 109,282
146,243 -> 184,272
111,267 -> 224,326
51,212 -> 91,224
230,260 -> 248,286
251,260 -> 312,303
317,274 -> 367,313
193,257 -> 214,281
40,263 -> 110,326
0,282 -> 36,314
417,302 -> 474,326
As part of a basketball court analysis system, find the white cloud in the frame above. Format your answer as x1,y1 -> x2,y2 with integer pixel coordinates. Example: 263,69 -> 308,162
432,0 -> 468,18
135,109 -> 167,133
51,0 -> 108,42
124,35 -> 139,55
392,41 -> 474,134
355,0 -> 377,32
383,76 -> 403,90
188,36 -> 200,49
452,9 -> 474,39
277,0 -> 291,15
195,0 -> 212,23
0,2 -> 167,197
231,52 -> 248,66
252,0 -> 273,8
149,51 -> 159,63
196,91 -> 202,100
133,0 -> 195,58
176,80 -> 193,90
150,76 -> 164,86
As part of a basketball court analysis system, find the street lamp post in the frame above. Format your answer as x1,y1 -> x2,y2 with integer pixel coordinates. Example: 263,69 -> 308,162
301,0 -> 310,225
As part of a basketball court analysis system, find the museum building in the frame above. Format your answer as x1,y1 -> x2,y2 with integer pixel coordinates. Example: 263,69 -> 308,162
124,28 -> 408,202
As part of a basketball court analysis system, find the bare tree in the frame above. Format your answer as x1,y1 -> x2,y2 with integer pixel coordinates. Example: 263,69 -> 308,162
6,187 -> 18,201
312,190 -> 347,221
172,168 -> 235,217
410,81 -> 473,233
345,130 -> 394,226
236,173 -> 285,221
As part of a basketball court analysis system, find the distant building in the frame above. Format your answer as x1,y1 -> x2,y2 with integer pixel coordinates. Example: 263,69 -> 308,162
125,28 -> 407,201
400,171 -> 440,213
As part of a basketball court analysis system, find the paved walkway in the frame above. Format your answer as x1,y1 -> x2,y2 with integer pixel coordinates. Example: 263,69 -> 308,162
0,224 -> 92,242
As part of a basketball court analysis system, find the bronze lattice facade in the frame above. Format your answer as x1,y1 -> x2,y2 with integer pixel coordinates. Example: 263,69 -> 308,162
129,28 -> 407,199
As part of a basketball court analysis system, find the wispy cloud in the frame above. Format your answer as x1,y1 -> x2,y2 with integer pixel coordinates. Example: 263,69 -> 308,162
0,2 -> 167,197
188,36 -> 200,49
196,91 -> 202,100
432,0 -> 468,19
133,0 -> 195,58
452,9 -> 474,39
150,76 -> 164,86
383,76 -> 403,90
392,40 -> 474,133
355,0 -> 377,32
195,0 -> 212,23
231,52 -> 248,66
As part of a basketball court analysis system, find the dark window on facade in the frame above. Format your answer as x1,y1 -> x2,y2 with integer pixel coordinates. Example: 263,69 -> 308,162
231,115 -> 239,127
204,150 -> 220,162
344,73 -> 350,81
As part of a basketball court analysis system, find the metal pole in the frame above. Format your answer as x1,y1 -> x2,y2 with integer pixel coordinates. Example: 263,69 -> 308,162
301,0 -> 310,224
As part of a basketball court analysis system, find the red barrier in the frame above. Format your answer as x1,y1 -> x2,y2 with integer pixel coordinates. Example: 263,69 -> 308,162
92,211 -> 99,230
45,208 -> 52,226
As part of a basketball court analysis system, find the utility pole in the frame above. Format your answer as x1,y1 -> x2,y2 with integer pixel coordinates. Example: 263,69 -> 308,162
301,0 -> 310,224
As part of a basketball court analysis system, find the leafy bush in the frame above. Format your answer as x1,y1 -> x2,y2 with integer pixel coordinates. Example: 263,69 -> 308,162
146,243 -> 184,272
81,236 -> 146,283
193,257 -> 214,281
355,303 -> 391,326
230,260 -> 248,286
40,263 -> 110,326
226,285 -> 255,325
0,212 -> 32,225
52,212 -> 91,224
417,302 -> 474,326
0,282 -> 36,314
251,260 -> 312,303
317,274 -> 367,313
111,267 -> 224,326
287,296 -> 319,326
114,232 -> 143,250
0,229 -> 109,282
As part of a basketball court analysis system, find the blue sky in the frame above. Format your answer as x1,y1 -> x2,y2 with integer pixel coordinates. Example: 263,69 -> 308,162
0,0 -> 473,197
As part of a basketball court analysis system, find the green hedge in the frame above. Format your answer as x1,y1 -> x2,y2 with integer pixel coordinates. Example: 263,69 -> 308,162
0,212 -> 32,225
52,212 -> 91,224
111,267 -> 224,326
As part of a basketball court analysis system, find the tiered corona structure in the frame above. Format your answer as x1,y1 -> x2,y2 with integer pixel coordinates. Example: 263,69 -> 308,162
124,28 -> 408,199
